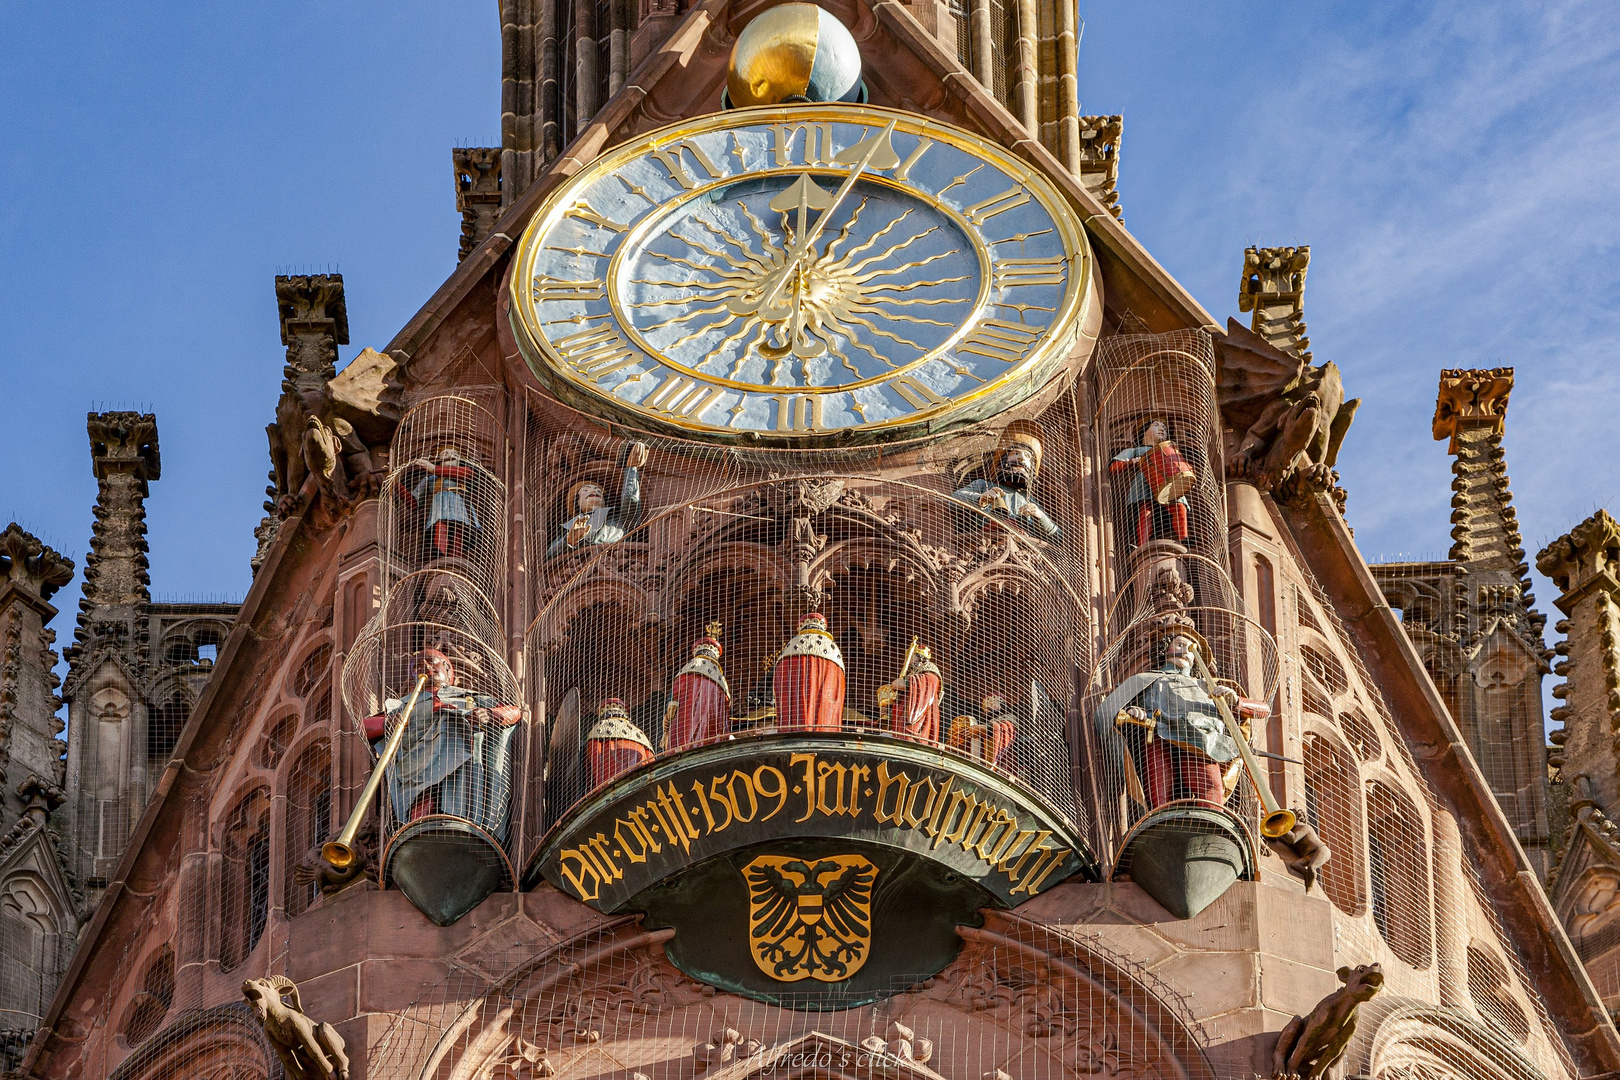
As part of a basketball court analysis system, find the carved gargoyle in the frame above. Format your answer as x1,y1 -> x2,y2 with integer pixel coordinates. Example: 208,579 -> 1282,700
242,975 -> 351,1080
1265,812 -> 1333,892
1271,963 -> 1384,1079
1216,318 -> 1359,498
265,275 -> 397,522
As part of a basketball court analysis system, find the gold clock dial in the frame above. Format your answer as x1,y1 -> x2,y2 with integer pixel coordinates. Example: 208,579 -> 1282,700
509,104 -> 1095,441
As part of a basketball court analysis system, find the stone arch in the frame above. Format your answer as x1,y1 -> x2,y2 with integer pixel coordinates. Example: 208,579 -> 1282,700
106,1002 -> 276,1080
281,737 -> 332,919
218,785 -> 272,971
0,872 -> 71,1028
1366,779 -> 1434,970
1341,998 -> 1556,1080
369,911 -> 1217,1080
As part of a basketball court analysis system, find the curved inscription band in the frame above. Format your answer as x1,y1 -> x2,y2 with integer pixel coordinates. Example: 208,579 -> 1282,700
527,731 -> 1097,911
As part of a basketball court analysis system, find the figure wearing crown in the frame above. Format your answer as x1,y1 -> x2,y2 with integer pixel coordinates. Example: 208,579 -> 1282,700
951,420 -> 1060,540
948,692 -> 1019,770
547,441 -> 649,557
877,639 -> 942,743
773,613 -> 846,731
585,698 -> 654,788
665,623 -> 732,752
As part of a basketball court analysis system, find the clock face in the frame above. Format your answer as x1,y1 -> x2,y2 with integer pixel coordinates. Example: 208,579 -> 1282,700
509,104 -> 1095,441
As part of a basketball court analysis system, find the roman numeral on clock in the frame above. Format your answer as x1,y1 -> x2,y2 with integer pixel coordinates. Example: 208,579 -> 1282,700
553,325 -> 641,381
643,374 -> 724,421
649,139 -> 723,190
958,318 -> 1042,363
964,187 -> 1032,226
772,123 -> 837,167
772,394 -> 825,432
887,375 -> 948,411
566,200 -> 628,233
532,276 -> 606,302
993,257 -> 1066,288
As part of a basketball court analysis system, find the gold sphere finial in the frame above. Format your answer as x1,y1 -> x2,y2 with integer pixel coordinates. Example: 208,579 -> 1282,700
726,3 -> 865,109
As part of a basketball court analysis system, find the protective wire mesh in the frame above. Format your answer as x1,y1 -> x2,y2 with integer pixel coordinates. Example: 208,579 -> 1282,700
522,379 -> 1094,856
344,391 -> 528,893
60,332 -> 1597,1080
363,916 -> 1219,1080
1278,528 -> 1575,1080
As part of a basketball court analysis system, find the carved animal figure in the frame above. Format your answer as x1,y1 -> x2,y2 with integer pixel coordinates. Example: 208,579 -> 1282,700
1216,318 -> 1360,495
242,975 -> 351,1080
1271,963 -> 1384,1079
1268,814 -> 1332,892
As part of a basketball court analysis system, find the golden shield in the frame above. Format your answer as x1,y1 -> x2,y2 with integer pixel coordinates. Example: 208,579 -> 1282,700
743,854 -> 877,982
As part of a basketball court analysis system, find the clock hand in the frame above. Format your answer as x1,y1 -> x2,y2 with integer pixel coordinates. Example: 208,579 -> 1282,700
730,174 -> 832,320
757,120 -> 901,314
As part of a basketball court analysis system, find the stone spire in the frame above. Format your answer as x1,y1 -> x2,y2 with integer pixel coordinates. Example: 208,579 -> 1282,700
0,524 -> 73,831
275,273 -> 348,398
454,147 -> 503,260
1540,511 -> 1620,811
1238,246 -> 1311,360
70,412 -> 159,655
1433,368 -> 1529,576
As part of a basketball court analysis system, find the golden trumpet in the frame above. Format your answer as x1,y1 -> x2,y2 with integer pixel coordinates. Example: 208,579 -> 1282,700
322,673 -> 430,870
1190,650 -> 1295,839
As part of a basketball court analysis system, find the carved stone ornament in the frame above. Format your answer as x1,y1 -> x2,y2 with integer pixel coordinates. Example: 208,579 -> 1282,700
242,975 -> 351,1080
1537,508 -> 1620,595
1216,317 -> 1359,500
0,522 -> 75,603
1432,366 -> 1513,452
1271,962 -> 1384,1079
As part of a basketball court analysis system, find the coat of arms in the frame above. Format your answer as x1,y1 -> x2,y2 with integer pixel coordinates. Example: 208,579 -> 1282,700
743,854 -> 877,982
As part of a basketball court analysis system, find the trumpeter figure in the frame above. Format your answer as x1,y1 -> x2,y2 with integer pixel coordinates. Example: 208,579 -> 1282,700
547,441 -> 649,557
1097,629 -> 1270,810
1110,418 -> 1195,547
950,420 -> 1060,539
585,698 -> 654,788
773,613 -> 846,731
876,639 -> 941,742
363,648 -> 522,842
665,623 -> 732,752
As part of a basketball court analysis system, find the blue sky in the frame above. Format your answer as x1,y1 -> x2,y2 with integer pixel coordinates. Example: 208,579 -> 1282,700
2,2 -> 1618,662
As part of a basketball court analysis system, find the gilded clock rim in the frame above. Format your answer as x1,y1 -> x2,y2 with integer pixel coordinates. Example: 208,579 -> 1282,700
508,102 -> 1097,443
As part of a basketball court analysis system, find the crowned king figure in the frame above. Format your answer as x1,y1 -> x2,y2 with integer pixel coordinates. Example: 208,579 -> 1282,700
877,639 -> 941,743
950,420 -> 1060,539
585,698 -> 654,788
665,622 -> 731,751
773,613 -> 846,731
1097,628 -> 1270,810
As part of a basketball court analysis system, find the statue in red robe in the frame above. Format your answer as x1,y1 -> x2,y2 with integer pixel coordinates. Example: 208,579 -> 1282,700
665,625 -> 731,752
585,698 -> 653,788
877,642 -> 941,743
773,613 -> 845,731
948,692 -> 1018,769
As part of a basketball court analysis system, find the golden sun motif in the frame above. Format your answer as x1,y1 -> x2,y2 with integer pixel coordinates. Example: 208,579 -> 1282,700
620,181 -> 979,389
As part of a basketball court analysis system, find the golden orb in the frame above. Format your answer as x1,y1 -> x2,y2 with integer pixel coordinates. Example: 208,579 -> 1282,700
726,3 -> 864,108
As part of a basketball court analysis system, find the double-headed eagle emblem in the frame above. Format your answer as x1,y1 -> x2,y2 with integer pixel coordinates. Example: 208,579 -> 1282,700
744,854 -> 877,982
